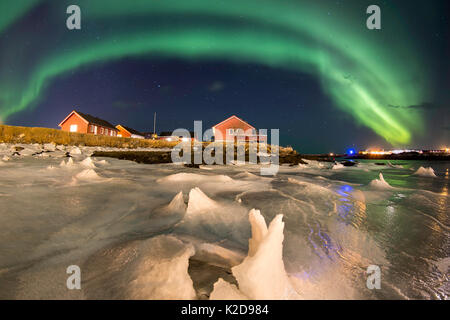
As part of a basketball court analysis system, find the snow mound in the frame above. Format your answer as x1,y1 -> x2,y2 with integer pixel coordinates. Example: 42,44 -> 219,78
95,159 -> 108,165
332,163 -> 344,170
369,173 -> 393,189
186,187 -> 218,214
69,146 -> 82,155
387,161 -> 403,169
157,173 -> 233,184
155,192 -> 186,216
124,236 -> 196,299
46,165 -> 56,170
74,169 -> 101,180
211,209 -> 300,300
2,155 -> 10,161
84,235 -> 196,299
210,278 -> 249,300
194,243 -> 245,269
234,171 -> 259,180
80,157 -> 96,168
43,143 -> 56,152
413,166 -> 437,178
60,157 -> 74,167
305,160 -> 325,169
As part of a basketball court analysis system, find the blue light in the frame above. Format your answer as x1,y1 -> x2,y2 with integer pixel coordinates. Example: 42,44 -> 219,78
342,185 -> 353,192
346,148 -> 356,155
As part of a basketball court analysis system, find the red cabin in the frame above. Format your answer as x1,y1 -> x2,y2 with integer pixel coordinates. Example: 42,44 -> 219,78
58,110 -> 118,137
212,115 -> 267,143
116,125 -> 145,139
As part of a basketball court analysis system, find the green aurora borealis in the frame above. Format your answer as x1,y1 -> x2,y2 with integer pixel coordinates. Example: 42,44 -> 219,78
0,0 -> 432,145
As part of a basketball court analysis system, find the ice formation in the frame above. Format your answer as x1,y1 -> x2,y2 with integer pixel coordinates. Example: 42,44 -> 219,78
155,191 -> 186,216
194,243 -> 245,269
80,157 -> 96,168
369,173 -> 393,189
186,187 -> 219,214
234,171 -> 260,180
0,141 -> 446,300
305,160 -> 325,169
95,159 -> 108,165
413,166 -> 437,178
158,173 -> 233,184
83,235 -> 196,299
43,143 -> 56,152
210,209 -> 300,300
124,236 -> 196,299
332,163 -> 344,170
69,146 -> 82,155
74,169 -> 101,181
60,157 -> 74,167
210,278 -> 248,300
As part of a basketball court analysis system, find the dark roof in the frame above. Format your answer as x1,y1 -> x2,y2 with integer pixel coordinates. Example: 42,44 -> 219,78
75,111 -> 117,130
120,125 -> 144,137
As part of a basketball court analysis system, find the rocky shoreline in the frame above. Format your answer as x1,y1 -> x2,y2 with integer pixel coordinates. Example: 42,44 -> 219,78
93,146 -> 309,166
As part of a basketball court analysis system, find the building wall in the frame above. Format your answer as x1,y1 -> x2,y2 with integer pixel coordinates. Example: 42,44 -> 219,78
117,127 -> 131,138
116,127 -> 143,139
213,117 -> 255,141
60,113 -> 117,136
90,125 -> 117,136
60,113 -> 89,134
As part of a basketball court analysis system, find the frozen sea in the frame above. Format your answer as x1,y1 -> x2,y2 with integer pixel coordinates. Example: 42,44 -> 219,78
0,144 -> 448,299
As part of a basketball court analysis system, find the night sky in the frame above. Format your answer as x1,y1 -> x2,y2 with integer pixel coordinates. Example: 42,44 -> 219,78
0,0 -> 448,153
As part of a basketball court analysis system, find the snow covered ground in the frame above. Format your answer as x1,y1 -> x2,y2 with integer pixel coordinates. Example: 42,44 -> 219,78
0,143 -> 448,299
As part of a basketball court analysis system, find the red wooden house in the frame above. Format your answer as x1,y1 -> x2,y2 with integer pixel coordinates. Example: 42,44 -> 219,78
58,110 -> 119,137
212,115 -> 267,143
116,125 -> 145,139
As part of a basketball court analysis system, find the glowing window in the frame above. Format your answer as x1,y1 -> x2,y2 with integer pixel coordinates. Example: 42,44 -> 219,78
69,124 -> 78,132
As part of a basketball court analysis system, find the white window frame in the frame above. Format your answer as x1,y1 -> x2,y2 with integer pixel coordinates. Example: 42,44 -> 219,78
69,124 -> 78,132
227,129 -> 234,135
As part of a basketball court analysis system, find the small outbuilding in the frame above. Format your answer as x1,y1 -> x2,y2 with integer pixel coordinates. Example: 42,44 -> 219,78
116,125 -> 145,139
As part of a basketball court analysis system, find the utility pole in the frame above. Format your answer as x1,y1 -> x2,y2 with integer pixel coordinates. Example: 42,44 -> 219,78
153,112 -> 157,138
